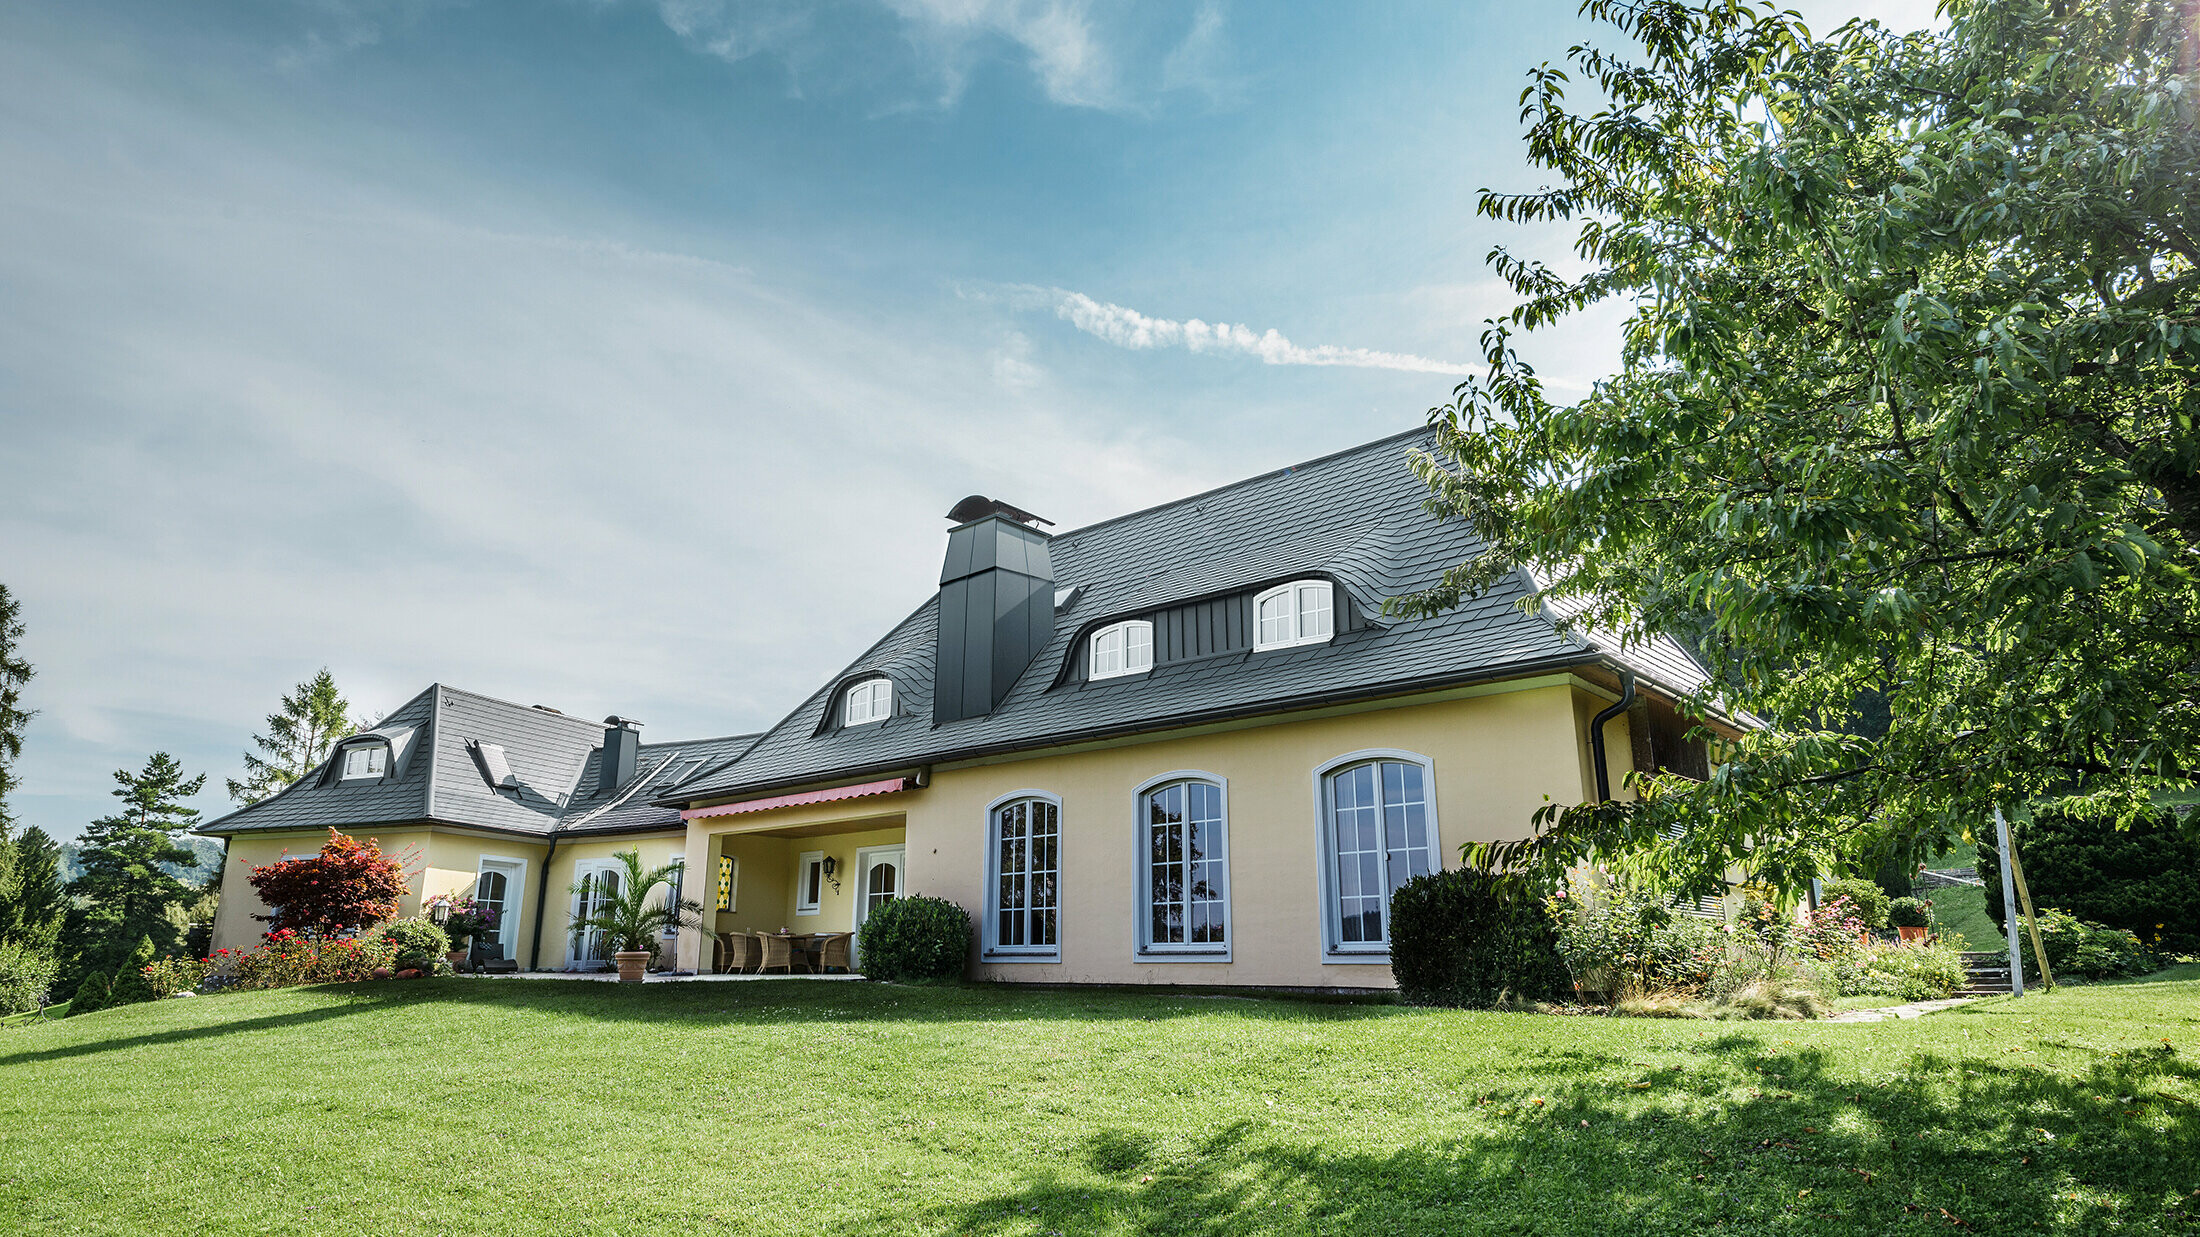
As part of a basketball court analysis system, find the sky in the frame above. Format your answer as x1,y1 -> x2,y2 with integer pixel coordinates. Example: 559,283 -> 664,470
0,0 -> 1934,841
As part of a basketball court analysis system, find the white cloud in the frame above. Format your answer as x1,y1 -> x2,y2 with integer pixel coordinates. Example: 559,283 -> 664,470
1034,288 -> 1475,376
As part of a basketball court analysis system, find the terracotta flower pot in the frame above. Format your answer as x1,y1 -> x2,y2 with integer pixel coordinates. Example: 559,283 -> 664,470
1897,926 -> 1928,944
445,949 -> 467,969
614,950 -> 651,983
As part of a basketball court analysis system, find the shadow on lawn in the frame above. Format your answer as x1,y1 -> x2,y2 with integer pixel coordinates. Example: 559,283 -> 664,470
847,1027 -> 2200,1236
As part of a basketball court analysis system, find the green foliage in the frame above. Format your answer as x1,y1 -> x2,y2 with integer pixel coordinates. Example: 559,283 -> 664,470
1820,879 -> 1889,931
65,752 -> 206,989
0,825 -> 66,956
226,668 -> 362,805
0,582 -> 33,832
1544,877 -> 1723,1001
1416,0 -> 2200,897
69,970 -> 112,1015
855,895 -> 970,982
1888,898 -> 1934,930
100,936 -> 159,1008
1691,978 -> 1834,1021
1978,808 -> 2199,953
367,918 -> 449,971
142,955 -> 211,998
1853,941 -> 1968,1002
566,850 -> 702,958
2018,908 -> 2157,983
1388,870 -> 1569,1008
206,931 -> 400,990
0,939 -> 58,1015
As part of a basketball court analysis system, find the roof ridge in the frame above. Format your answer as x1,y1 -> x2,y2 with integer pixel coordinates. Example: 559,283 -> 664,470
428,683 -> 610,732
636,732 -> 761,751
425,683 -> 443,821
1054,423 -> 1433,543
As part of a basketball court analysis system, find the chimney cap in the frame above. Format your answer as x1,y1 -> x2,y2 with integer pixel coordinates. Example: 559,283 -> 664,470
946,495 -> 1053,527
603,715 -> 644,730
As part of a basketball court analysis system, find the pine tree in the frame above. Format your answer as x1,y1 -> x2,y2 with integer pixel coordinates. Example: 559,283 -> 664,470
67,752 -> 205,985
0,583 -> 33,832
226,668 -> 358,804
0,825 -> 67,955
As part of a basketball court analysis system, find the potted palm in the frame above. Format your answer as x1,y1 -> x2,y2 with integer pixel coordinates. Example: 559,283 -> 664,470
568,850 -> 703,983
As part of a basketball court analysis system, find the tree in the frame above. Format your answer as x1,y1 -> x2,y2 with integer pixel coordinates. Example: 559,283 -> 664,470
226,668 -> 360,805
0,583 -> 33,831
1406,0 -> 2200,894
0,826 -> 68,956
246,829 -> 411,937
1977,807 -> 2200,954
66,752 -> 206,982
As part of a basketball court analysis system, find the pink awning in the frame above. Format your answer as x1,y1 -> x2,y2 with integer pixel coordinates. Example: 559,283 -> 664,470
680,776 -> 914,821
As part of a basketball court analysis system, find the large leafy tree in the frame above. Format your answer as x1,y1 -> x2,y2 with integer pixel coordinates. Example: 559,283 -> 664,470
0,583 -> 32,831
247,829 -> 411,938
67,752 -> 206,980
226,668 -> 359,805
1404,0 -> 2199,893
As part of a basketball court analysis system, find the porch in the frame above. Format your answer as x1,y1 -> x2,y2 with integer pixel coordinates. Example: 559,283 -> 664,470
689,804 -> 909,975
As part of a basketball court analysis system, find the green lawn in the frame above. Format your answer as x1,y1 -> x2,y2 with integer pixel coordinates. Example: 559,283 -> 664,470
4,970 -> 2197,1236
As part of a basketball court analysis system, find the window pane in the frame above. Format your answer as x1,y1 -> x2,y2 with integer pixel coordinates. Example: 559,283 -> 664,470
1299,583 -> 1333,639
1257,591 -> 1291,644
1126,623 -> 1152,670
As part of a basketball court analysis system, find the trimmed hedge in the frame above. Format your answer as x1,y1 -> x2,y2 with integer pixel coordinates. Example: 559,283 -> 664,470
1979,809 -> 2199,955
1389,870 -> 1569,1008
856,895 -> 970,982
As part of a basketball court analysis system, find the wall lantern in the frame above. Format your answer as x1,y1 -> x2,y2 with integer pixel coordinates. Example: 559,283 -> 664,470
821,855 -> 841,894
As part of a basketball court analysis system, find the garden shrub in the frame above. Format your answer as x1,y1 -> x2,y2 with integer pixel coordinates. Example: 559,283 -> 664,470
1979,808 -> 2200,954
0,940 -> 58,1015
1697,977 -> 1833,1020
247,829 -> 410,937
1852,939 -> 1967,1000
1888,897 -> 1933,930
1546,877 -> 1723,1001
1389,870 -> 1569,1008
143,955 -> 212,997
857,895 -> 970,982
1820,879 -> 1889,930
101,936 -> 160,1008
2015,908 -> 2155,983
205,930 -> 402,991
70,970 -> 113,1014
366,918 -> 450,971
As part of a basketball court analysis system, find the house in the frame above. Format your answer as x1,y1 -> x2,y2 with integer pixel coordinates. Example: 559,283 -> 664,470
198,684 -> 757,969
199,426 -> 1740,987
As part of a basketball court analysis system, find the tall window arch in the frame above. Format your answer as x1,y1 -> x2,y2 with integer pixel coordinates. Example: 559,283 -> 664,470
1089,620 -> 1154,680
1316,752 -> 1438,958
985,793 -> 1060,960
1254,580 -> 1334,650
1136,774 -> 1229,957
842,678 -> 893,726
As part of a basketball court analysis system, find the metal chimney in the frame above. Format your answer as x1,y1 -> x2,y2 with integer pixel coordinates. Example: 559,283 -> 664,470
601,716 -> 643,791
934,498 -> 1055,724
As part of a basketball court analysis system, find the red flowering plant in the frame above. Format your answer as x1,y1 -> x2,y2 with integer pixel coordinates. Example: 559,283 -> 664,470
247,828 -> 415,938
202,929 -> 401,991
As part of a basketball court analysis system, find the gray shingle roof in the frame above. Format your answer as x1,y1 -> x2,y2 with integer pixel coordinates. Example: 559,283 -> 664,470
199,684 -> 758,840
669,426 -> 1717,804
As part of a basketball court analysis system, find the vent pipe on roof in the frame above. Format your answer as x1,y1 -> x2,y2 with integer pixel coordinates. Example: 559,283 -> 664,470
935,498 -> 1055,724
602,716 -> 643,791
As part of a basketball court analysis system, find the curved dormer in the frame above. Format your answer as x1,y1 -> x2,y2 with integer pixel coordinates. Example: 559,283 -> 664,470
813,673 -> 899,736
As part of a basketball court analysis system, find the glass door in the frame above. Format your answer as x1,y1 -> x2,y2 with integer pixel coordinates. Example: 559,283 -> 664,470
572,865 -> 623,969
852,847 -> 904,970
475,860 -> 522,963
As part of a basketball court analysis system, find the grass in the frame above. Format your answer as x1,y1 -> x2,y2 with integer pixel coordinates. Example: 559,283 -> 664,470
1926,883 -> 2006,951
4,970 -> 2197,1236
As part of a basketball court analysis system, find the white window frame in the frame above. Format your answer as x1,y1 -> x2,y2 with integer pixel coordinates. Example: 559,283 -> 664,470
661,853 -> 686,939
1132,771 -> 1231,961
1311,749 -> 1441,963
568,858 -> 627,970
794,850 -> 825,916
1253,580 -> 1335,651
473,855 -> 527,962
1088,620 -> 1154,680
842,679 -> 893,726
340,744 -> 388,780
983,790 -> 1062,962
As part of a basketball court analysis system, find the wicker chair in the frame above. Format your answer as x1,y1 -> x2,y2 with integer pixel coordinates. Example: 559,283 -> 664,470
817,933 -> 853,974
714,932 -> 759,975
757,932 -> 796,975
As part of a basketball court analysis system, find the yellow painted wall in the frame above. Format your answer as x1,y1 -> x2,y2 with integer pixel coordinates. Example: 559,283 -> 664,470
542,832 -> 687,970
415,834 -> 551,964
673,679 -> 1634,989
208,828 -> 434,953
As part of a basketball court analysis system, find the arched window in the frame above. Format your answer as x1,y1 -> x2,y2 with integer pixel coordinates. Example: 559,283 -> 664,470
1254,580 -> 1334,651
1089,620 -> 1154,680
1136,775 -> 1228,956
1317,753 -> 1438,957
842,678 -> 893,726
985,794 -> 1060,959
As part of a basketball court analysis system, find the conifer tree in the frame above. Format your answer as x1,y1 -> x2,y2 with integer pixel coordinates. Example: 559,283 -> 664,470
226,668 -> 358,804
0,825 -> 67,955
0,583 -> 33,832
66,753 -> 205,983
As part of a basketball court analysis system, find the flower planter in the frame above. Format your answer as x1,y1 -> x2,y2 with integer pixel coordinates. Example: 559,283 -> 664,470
613,950 -> 651,983
1897,926 -> 1928,944
445,949 -> 468,970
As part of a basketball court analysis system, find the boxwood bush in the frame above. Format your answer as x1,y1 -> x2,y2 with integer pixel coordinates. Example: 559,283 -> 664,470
1820,878 -> 1890,930
367,918 -> 450,971
857,895 -> 970,982
1388,870 -> 1569,1008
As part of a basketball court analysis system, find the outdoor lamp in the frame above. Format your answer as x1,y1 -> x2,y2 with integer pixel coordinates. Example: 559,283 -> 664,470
822,855 -> 840,893
429,899 -> 449,926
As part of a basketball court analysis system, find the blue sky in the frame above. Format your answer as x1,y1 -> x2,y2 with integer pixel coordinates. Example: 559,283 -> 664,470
0,0 -> 1928,840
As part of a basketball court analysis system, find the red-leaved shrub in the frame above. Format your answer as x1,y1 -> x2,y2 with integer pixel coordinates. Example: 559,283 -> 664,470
247,829 -> 413,937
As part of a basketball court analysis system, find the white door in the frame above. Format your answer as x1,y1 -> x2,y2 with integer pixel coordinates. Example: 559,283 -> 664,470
571,865 -> 624,969
852,847 -> 904,969
475,860 -> 522,962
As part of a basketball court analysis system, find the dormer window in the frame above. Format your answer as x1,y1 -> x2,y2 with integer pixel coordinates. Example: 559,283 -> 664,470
340,745 -> 387,780
1089,620 -> 1154,680
1254,580 -> 1334,651
843,679 -> 893,727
